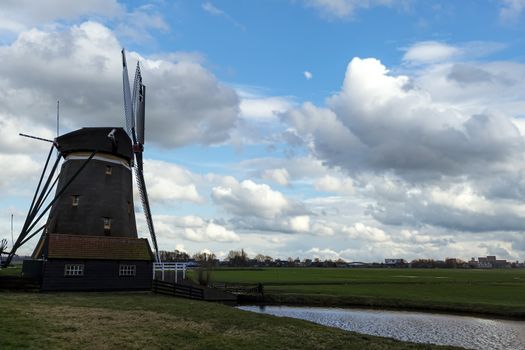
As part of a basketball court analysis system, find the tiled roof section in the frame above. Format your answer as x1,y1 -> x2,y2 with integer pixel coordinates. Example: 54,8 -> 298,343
47,234 -> 154,261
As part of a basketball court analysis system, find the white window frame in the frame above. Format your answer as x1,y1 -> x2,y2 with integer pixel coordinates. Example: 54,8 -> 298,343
119,264 -> 136,277
64,264 -> 84,277
103,217 -> 111,230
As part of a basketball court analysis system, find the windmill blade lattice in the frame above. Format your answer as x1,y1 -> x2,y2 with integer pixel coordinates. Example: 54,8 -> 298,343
121,49 -> 160,262
121,50 -> 135,141
134,153 -> 159,262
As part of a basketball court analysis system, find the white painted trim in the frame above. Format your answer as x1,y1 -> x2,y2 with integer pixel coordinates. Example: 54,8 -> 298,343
65,154 -> 132,171
153,262 -> 187,282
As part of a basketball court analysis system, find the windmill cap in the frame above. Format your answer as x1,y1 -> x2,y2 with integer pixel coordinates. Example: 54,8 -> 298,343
56,127 -> 133,161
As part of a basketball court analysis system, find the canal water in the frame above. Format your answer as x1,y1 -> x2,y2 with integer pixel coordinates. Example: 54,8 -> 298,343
238,306 -> 525,350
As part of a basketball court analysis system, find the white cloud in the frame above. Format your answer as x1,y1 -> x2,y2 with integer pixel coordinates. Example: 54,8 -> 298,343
315,175 -> 354,193
204,222 -> 240,242
343,223 -> 389,242
0,22 -> 239,148
0,0 -> 123,34
155,215 -> 240,243
212,179 -> 290,219
403,41 -> 460,64
0,154 -> 41,192
288,215 -> 311,232
262,168 -> 290,186
402,41 -> 506,65
304,0 -> 395,19
285,56 -> 524,179
201,2 -> 245,30
304,71 -> 313,80
500,0 -> 525,23
239,94 -> 293,120
115,6 -> 169,43
241,156 -> 328,182
280,53 -> 525,261
0,1 -> 168,44
144,160 -> 204,204
305,247 -> 341,260
202,2 -> 224,16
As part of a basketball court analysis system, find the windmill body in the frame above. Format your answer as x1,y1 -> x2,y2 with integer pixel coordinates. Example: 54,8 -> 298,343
44,127 -> 138,238
9,50 -> 160,291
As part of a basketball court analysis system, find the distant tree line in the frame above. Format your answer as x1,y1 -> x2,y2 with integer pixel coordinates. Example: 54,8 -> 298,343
159,248 -> 353,268
159,249 -> 523,269
159,250 -> 190,262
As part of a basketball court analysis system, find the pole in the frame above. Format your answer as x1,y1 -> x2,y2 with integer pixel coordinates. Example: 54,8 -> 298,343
10,214 -> 13,248
56,100 -> 59,138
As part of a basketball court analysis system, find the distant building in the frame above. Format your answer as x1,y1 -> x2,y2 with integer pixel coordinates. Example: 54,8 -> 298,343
494,259 -> 509,268
476,256 -> 508,269
384,259 -> 407,267
478,257 -> 492,268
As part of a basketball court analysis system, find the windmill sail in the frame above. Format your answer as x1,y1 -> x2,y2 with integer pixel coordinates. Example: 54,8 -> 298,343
121,49 -> 160,262
134,152 -> 159,261
121,50 -> 135,140
136,85 -> 145,145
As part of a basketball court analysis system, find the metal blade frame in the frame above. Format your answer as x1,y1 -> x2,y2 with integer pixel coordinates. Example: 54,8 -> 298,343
122,48 -> 160,262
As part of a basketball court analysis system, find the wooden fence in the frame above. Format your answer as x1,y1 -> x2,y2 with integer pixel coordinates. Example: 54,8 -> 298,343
152,279 -> 204,300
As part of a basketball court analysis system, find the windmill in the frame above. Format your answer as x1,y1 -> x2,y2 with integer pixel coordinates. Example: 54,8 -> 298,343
121,49 -> 160,262
1,51 -> 160,291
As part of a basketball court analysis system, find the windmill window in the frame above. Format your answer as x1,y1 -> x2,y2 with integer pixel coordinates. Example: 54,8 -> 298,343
105,166 -> 112,175
103,217 -> 111,235
64,264 -> 84,277
119,264 -> 136,276
127,201 -> 132,215
72,195 -> 80,207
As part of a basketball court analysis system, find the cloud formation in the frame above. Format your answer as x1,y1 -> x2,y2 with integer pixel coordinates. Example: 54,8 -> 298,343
155,215 -> 240,243
0,0 -> 123,33
144,160 -> 204,204
499,0 -> 525,23
284,57 -> 524,180
202,2 -> 245,30
304,0 -> 395,19
282,53 -> 525,250
212,178 -> 292,219
403,41 -> 460,64
0,22 -> 239,149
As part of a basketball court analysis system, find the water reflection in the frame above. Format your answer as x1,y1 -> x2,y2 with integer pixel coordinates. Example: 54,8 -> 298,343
239,306 -> 525,350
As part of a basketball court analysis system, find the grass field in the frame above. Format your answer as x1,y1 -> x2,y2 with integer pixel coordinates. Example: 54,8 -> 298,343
0,292 -> 459,350
0,265 -> 22,276
202,268 -> 525,318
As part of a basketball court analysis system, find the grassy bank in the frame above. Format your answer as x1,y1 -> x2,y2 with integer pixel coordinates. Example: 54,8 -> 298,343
0,292 -> 459,350
202,268 -> 525,319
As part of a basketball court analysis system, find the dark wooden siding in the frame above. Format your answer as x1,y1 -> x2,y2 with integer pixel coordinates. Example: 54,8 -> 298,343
41,259 -> 152,291
45,158 -> 137,238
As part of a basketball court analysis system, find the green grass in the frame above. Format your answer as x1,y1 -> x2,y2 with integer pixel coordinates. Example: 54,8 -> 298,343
0,266 -> 22,276
0,292 -> 459,350
199,268 -> 525,318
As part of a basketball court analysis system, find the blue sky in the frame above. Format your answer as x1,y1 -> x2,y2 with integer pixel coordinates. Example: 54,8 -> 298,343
1,1 -> 525,262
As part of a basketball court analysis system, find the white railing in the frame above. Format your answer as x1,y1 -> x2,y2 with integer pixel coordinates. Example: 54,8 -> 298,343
153,262 -> 187,283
